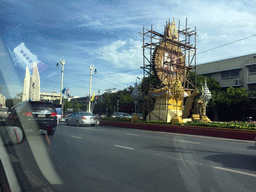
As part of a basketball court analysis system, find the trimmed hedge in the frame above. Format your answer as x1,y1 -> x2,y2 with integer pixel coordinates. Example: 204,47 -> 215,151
184,121 -> 256,130
101,118 -> 256,131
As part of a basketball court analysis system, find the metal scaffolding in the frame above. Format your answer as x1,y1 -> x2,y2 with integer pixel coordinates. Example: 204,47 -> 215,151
139,18 -> 197,121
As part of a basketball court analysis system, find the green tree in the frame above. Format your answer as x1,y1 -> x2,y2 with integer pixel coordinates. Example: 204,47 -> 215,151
80,104 -> 87,112
63,101 -> 73,112
73,100 -> 81,112
140,75 -> 160,95
188,71 -> 221,93
211,87 -> 249,121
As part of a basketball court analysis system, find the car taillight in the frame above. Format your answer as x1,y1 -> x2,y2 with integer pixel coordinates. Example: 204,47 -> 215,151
82,117 -> 86,120
51,112 -> 57,117
94,117 -> 97,120
23,112 -> 32,116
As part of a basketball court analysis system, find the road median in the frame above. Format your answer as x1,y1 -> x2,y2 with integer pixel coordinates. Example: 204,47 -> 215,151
99,120 -> 256,141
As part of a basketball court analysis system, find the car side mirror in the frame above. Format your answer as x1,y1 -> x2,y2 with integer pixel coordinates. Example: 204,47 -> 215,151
0,125 -> 23,145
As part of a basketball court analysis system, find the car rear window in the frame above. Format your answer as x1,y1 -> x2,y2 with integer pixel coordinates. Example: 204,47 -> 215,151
26,103 -> 56,112
81,112 -> 93,116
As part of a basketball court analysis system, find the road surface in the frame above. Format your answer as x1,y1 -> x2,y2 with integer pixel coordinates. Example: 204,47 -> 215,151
6,122 -> 256,191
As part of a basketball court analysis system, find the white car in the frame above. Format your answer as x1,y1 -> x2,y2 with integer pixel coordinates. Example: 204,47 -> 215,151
111,112 -> 132,118
56,114 -> 61,124
65,112 -> 98,126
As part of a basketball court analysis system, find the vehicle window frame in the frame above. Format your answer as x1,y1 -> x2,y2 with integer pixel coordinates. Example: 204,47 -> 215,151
16,102 -> 26,113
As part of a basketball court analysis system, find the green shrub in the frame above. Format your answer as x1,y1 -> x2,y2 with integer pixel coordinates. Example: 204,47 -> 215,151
101,118 -> 256,131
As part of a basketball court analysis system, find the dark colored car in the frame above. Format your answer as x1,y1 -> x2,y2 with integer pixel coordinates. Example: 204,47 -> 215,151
5,101 -> 58,135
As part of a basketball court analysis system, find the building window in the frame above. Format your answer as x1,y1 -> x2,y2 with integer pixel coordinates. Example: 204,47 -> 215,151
248,65 -> 256,73
248,83 -> 256,91
221,69 -> 240,79
202,74 -> 212,78
221,71 -> 229,78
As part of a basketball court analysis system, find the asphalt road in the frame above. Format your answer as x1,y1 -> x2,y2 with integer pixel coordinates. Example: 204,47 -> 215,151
5,122 -> 256,191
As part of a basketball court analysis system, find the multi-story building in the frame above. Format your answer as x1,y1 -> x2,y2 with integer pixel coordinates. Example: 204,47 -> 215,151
40,92 -> 61,102
40,92 -> 79,102
196,53 -> 256,91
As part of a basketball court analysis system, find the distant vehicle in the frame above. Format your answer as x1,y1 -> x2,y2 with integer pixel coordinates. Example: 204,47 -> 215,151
132,113 -> 143,120
53,103 -> 62,124
247,116 -> 253,122
100,114 -> 107,118
60,112 -> 72,122
65,112 -> 97,126
0,107 -> 8,120
111,112 -> 132,118
5,101 -> 58,135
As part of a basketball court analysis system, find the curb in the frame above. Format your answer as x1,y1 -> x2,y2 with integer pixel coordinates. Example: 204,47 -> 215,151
99,121 -> 256,141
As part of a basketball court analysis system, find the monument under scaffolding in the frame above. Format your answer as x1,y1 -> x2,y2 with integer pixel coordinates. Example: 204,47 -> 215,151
140,18 -> 211,123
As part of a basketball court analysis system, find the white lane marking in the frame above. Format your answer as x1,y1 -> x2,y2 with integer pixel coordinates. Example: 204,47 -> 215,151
71,136 -> 82,139
114,145 -> 135,150
213,166 -> 256,178
82,128 -> 93,130
154,153 -> 256,178
126,133 -> 139,136
75,127 -> 102,131
178,140 -> 200,144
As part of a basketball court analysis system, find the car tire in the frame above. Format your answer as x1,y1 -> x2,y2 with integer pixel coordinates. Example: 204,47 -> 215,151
90,124 -> 95,127
76,120 -> 79,127
65,119 -> 68,125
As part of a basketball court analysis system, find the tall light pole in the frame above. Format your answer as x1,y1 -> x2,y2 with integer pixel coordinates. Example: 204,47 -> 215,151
137,77 -> 140,86
56,59 -> 65,106
88,65 -> 96,113
131,78 -> 142,115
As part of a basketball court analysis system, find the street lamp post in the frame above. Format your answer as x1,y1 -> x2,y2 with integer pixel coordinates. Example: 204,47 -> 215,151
56,60 -> 65,118
56,60 -> 65,105
131,79 -> 142,115
137,77 -> 140,85
88,65 -> 97,113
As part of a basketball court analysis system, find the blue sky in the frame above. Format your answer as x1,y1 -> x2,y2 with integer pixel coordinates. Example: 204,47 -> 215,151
1,0 -> 256,98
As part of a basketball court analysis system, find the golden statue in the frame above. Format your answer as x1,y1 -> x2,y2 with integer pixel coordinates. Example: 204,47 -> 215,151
147,18 -> 187,123
146,19 -> 211,123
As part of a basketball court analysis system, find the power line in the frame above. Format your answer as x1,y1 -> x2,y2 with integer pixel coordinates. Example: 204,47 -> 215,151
66,68 -> 141,76
198,33 -> 256,55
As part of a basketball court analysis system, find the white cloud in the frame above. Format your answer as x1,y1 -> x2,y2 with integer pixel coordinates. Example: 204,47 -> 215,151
79,20 -> 102,27
82,14 -> 91,20
97,39 -> 142,69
